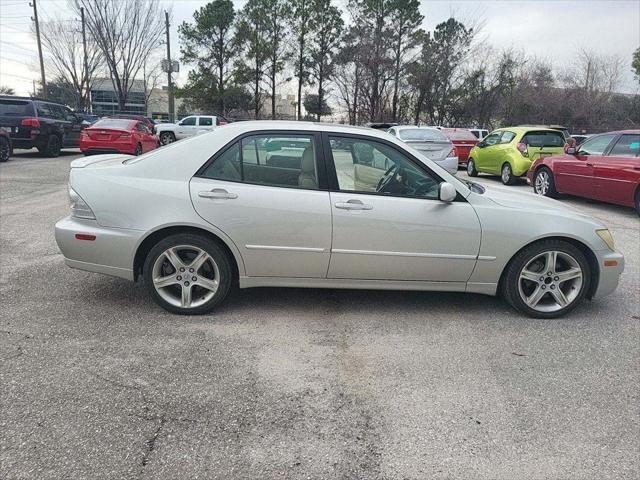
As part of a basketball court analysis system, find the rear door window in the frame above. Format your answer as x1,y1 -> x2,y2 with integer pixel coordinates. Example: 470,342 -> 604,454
578,134 -> 617,156
522,131 -> 565,148
0,99 -> 35,116
608,134 -> 640,157
198,117 -> 213,126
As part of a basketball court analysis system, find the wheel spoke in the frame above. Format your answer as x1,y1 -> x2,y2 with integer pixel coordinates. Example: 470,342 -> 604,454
195,277 -> 218,292
526,286 -> 547,307
154,275 -> 178,289
550,288 -> 569,307
543,251 -> 557,273
164,248 -> 184,270
181,284 -> 192,307
189,250 -> 209,272
556,267 -> 582,283
520,268 -> 541,282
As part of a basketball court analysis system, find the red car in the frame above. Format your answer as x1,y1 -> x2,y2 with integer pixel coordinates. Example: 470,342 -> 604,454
80,118 -> 159,156
527,130 -> 640,214
440,128 -> 478,165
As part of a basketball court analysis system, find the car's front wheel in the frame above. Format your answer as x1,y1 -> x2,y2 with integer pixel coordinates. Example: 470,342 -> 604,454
533,167 -> 557,197
502,239 -> 591,318
467,158 -> 478,177
39,135 -> 61,157
143,234 -> 233,315
635,189 -> 640,217
0,136 -> 10,162
134,143 -> 142,156
501,162 -> 516,185
159,132 -> 175,145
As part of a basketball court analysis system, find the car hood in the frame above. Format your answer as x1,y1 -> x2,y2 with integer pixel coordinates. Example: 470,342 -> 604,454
71,153 -> 130,169
483,184 -> 583,214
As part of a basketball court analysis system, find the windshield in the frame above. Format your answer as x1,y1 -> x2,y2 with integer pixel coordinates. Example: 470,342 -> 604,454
0,99 -> 35,116
398,128 -> 447,142
91,119 -> 133,130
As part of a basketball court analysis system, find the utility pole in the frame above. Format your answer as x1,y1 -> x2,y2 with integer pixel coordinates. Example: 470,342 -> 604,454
30,0 -> 46,98
80,7 -> 90,112
164,11 -> 175,123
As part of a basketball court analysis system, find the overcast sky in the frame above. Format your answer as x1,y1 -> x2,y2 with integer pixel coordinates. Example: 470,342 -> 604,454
1,0 -> 638,97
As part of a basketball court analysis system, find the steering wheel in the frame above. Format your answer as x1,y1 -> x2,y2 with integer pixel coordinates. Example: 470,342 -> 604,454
376,165 -> 401,193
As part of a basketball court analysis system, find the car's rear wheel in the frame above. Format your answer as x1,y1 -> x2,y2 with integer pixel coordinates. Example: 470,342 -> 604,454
159,132 -> 175,145
635,189 -> 640,217
143,234 -> 233,315
502,239 -> 591,319
533,167 -> 557,197
467,158 -> 478,177
0,136 -> 10,162
39,135 -> 61,157
134,143 -> 142,156
501,162 -> 516,185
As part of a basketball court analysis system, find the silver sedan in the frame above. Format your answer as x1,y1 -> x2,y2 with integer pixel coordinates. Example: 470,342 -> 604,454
55,121 -> 624,318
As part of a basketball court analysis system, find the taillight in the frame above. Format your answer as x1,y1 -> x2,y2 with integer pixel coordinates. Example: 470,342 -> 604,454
21,118 -> 40,128
448,148 -> 457,158
517,142 -> 528,157
80,130 -> 88,138
118,132 -> 131,139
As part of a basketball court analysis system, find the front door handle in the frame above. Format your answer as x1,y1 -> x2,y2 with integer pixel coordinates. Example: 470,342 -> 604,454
334,199 -> 373,210
586,163 -> 594,167
198,188 -> 238,199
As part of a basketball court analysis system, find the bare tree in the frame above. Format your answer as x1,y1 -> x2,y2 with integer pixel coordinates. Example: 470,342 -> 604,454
39,19 -> 103,110
72,0 -> 165,112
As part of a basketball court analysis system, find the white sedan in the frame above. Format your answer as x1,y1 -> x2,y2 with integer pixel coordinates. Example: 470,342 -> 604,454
55,121 -> 624,318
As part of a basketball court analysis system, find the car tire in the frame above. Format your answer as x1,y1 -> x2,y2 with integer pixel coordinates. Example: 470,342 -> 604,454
39,135 -> 61,157
467,158 -> 478,177
0,136 -> 10,162
134,143 -> 142,156
533,167 -> 557,198
501,162 -> 516,185
502,239 -> 591,319
143,233 -> 233,315
159,132 -> 175,145
635,189 -> 640,217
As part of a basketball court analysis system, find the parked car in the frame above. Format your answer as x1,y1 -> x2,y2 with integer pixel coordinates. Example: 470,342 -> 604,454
469,128 -> 489,140
366,122 -> 398,131
440,128 -> 478,166
0,95 -> 84,157
54,121 -> 623,318
80,118 -> 159,156
387,125 -> 458,174
0,129 -> 12,162
156,115 -> 229,145
528,130 -> 640,214
109,114 -> 156,132
571,134 -> 591,146
467,127 -> 567,185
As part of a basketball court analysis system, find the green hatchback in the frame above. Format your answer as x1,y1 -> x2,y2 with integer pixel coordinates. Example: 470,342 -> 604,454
467,127 -> 567,185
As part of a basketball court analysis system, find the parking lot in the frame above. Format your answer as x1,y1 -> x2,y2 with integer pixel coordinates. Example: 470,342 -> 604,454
1,150 -> 638,479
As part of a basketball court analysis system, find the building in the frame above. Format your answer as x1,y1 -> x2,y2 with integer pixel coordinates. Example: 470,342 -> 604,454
261,94 -> 298,120
90,79 -> 181,120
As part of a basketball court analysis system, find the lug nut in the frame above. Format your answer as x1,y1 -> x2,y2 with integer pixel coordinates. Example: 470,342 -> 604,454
180,267 -> 185,272
541,285 -> 546,289
192,276 -> 197,281
184,281 -> 190,286
550,285 -> 555,289
189,268 -> 194,273
547,271 -> 552,276
554,276 -> 559,281
539,276 -> 544,282
177,275 -> 182,281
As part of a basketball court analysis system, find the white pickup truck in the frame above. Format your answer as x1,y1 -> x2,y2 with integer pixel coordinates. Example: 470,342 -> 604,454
156,115 -> 229,145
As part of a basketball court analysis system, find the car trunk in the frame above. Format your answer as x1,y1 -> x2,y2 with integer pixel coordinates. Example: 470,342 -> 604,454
86,128 -> 130,141
522,130 -> 567,161
403,140 -> 452,162
0,99 -> 37,139
451,140 -> 477,161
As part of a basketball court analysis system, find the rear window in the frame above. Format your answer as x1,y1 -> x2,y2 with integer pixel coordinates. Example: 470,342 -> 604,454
522,131 -> 565,148
398,128 -> 447,142
442,129 -> 477,141
0,99 -> 35,116
91,119 -> 134,129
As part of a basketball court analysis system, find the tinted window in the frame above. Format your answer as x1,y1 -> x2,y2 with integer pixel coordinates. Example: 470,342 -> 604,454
201,134 -> 319,189
180,117 -> 196,126
608,134 -> 640,158
500,131 -> 516,144
35,102 -> 55,118
329,136 -> 440,199
198,117 -> 213,126
0,99 -> 35,116
92,119 -> 134,130
398,128 -> 447,142
135,122 -> 149,132
522,131 -> 565,147
578,134 -> 617,156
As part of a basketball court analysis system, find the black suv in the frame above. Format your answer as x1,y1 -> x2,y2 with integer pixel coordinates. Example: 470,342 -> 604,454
0,95 -> 84,157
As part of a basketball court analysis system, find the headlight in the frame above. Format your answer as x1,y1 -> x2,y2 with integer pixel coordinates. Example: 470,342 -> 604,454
596,229 -> 615,251
69,186 -> 96,219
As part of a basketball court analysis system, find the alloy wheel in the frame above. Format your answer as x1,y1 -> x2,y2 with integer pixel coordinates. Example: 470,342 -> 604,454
534,170 -> 549,195
467,160 -> 475,175
517,250 -> 583,313
160,133 -> 174,145
501,164 -> 512,183
151,245 -> 220,309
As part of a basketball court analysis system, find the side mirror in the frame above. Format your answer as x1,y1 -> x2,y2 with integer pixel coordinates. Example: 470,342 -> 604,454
477,142 -> 485,148
565,146 -> 577,155
439,182 -> 457,202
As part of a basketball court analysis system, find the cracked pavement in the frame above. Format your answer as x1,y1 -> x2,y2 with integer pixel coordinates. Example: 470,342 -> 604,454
1,150 -> 639,479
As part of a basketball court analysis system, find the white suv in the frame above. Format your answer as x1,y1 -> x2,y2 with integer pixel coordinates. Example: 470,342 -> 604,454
156,115 -> 228,145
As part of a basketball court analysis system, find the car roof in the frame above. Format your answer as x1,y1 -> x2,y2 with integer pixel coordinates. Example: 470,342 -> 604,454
393,125 -> 440,131
493,127 -> 562,134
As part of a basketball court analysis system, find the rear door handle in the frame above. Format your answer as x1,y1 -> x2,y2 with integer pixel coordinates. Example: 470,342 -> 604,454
586,163 -> 594,167
334,199 -> 373,210
198,188 -> 238,199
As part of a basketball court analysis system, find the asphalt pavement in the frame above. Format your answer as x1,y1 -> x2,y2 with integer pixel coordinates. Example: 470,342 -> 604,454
1,149 -> 638,479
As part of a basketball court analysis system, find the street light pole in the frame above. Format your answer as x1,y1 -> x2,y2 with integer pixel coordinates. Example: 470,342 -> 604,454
30,0 -> 46,98
164,11 -> 175,123
81,7 -> 90,112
